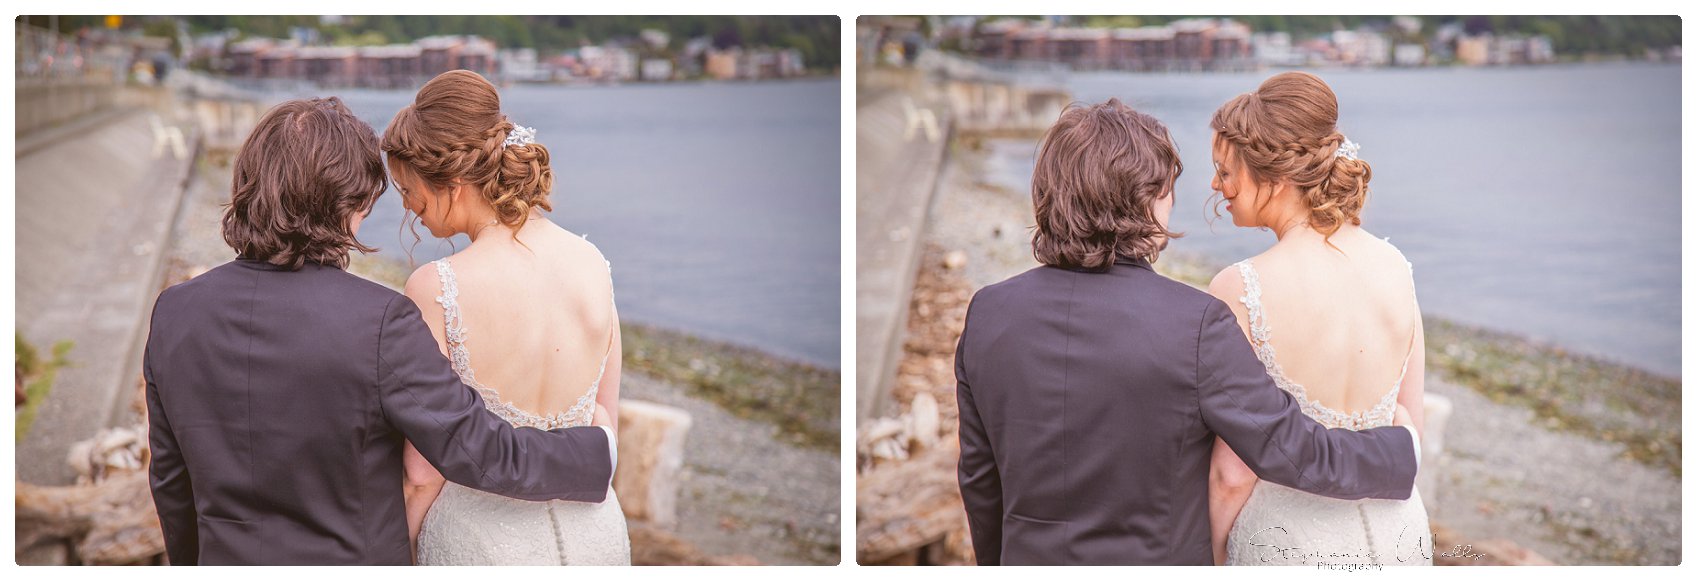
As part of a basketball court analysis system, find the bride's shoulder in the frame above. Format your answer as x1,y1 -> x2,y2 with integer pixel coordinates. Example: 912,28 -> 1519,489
1206,264 -> 1244,302
1206,251 -> 1275,303
546,229 -> 612,275
402,259 -> 451,313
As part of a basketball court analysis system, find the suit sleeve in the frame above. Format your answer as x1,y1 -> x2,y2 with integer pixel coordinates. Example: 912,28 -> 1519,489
144,339 -> 199,565
376,296 -> 613,503
1195,299 -> 1416,501
954,305 -> 1004,565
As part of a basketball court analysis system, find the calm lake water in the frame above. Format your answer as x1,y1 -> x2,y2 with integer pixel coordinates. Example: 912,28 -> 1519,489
991,63 -> 1680,376
302,79 -> 841,367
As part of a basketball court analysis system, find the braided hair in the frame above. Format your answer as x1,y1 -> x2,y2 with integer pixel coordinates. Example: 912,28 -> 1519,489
381,70 -> 554,236
1209,71 -> 1371,240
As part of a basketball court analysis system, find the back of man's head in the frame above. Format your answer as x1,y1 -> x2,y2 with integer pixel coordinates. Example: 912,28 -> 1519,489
1030,98 -> 1183,271
222,97 -> 385,270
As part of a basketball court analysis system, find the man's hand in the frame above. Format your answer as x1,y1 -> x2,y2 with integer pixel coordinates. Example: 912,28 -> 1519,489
592,402 -> 613,429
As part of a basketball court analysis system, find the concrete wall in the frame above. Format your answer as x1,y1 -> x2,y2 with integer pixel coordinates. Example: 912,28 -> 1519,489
15,78 -> 121,136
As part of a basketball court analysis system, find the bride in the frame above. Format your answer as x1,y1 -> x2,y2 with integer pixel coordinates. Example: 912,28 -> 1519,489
1203,72 -> 1432,566
383,70 -> 631,565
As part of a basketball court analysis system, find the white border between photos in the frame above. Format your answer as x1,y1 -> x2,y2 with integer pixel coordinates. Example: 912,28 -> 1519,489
2,0 -> 1692,578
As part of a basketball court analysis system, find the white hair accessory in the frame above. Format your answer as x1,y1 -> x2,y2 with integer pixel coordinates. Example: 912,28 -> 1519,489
1334,138 -> 1361,160
503,125 -> 537,148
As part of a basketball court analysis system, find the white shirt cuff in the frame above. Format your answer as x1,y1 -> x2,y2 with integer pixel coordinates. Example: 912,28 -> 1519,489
600,425 -> 618,485
1402,424 -> 1421,471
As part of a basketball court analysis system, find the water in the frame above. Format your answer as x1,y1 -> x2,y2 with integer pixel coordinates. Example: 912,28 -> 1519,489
993,63 -> 1680,376
300,79 -> 842,367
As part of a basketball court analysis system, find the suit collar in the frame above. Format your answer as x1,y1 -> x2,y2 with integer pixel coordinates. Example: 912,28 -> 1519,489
1054,255 -> 1154,273
233,257 -> 339,272
1114,256 -> 1154,271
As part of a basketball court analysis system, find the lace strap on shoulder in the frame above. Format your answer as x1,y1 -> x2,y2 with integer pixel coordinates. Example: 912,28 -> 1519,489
1234,260 -> 1272,348
433,259 -> 479,385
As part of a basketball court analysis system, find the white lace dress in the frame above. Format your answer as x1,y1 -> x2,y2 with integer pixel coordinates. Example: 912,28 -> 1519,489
1223,257 -> 1432,566
415,257 -> 632,566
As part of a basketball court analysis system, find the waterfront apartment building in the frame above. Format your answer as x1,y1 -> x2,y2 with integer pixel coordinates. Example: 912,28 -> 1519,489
972,18 -> 1253,72
224,35 -> 494,88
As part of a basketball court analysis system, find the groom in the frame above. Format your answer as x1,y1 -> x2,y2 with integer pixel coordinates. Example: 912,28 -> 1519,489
954,99 -> 1420,565
144,97 -> 616,565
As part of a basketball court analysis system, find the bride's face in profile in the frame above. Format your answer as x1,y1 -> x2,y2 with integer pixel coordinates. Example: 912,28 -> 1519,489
1210,136 -> 1275,229
389,161 -> 459,239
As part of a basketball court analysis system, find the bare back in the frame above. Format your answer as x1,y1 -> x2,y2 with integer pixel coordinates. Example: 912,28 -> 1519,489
408,217 -> 618,422
1213,224 -> 1418,421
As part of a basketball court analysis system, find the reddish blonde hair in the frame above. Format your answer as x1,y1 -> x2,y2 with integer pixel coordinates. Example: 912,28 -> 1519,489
381,70 -> 553,235
1210,71 -> 1371,239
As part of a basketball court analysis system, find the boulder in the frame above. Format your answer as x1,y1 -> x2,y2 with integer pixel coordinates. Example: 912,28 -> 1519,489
613,399 -> 692,528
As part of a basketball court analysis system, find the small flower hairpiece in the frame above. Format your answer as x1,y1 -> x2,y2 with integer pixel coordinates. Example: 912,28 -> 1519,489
504,125 -> 537,148
1334,138 -> 1361,160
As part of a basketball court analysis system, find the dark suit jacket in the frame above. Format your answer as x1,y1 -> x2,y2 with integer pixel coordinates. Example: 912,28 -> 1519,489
955,258 -> 1418,565
144,259 -> 615,565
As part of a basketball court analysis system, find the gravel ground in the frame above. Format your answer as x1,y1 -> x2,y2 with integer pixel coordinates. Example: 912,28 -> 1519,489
621,372 -> 840,564
164,162 -> 240,281
927,137 -> 1042,289
923,137 -> 1683,566
1425,378 -> 1680,565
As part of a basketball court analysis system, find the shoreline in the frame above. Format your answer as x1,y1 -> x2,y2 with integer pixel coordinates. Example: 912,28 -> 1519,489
249,73 -> 841,97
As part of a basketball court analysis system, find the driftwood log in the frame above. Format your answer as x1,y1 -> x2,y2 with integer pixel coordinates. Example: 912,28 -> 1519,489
16,469 -> 166,565
856,438 -> 973,565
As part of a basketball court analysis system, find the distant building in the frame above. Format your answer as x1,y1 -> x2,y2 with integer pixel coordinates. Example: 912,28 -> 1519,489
1251,31 -> 1298,67
972,17 -> 1253,71
221,34 -> 493,88
640,58 -> 673,81
357,44 -> 423,88
578,45 -> 637,81
1527,36 -> 1556,63
680,36 -> 712,76
1393,43 -> 1426,67
417,35 -> 494,77
1452,33 -> 1556,66
705,47 -> 739,79
1455,34 -> 1491,66
779,48 -> 807,76
294,45 -> 358,86
498,48 -> 547,83
1331,29 -> 1390,67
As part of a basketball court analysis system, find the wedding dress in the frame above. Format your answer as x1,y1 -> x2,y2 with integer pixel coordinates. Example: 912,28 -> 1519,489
1223,255 -> 1432,566
415,257 -> 632,565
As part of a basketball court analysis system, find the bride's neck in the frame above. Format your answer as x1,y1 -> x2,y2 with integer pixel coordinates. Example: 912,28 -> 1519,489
1268,209 -> 1311,240
466,209 -> 547,243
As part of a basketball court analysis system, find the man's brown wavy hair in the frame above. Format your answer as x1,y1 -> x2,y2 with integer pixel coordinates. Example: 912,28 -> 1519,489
1031,98 -> 1183,271
222,97 -> 385,270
